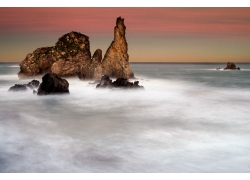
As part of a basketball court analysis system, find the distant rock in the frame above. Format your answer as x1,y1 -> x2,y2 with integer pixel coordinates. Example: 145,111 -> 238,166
101,17 -> 135,79
96,75 -> 143,89
224,62 -> 240,70
8,79 -> 40,92
18,31 -> 91,78
37,73 -> 69,95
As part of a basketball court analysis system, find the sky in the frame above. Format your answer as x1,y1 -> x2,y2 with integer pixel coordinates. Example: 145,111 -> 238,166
0,7 -> 250,62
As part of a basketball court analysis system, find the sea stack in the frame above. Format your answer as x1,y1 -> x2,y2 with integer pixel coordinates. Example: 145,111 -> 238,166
101,17 -> 135,79
18,17 -> 135,79
224,62 -> 240,70
18,32 -> 91,78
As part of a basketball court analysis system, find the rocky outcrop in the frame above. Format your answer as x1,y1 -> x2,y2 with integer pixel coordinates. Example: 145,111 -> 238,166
18,17 -> 135,80
96,75 -> 143,89
224,62 -> 240,70
18,31 -> 91,78
37,73 -> 69,95
27,80 -> 40,90
8,80 -> 40,92
101,17 -> 135,79
8,84 -> 28,92
78,49 -> 103,80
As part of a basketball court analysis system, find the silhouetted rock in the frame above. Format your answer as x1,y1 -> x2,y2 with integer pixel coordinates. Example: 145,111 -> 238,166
37,73 -> 69,95
27,80 -> 40,90
96,75 -> 113,88
8,80 -> 40,92
18,31 -> 91,78
96,75 -> 143,89
8,84 -> 28,92
102,17 -> 135,79
224,62 -> 240,70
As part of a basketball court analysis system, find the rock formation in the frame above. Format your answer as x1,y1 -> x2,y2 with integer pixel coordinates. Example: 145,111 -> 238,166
224,62 -> 240,70
8,84 -> 28,92
18,17 -> 135,80
37,73 -> 69,95
102,17 -> 135,79
96,75 -> 143,89
78,49 -> 103,80
8,80 -> 40,92
18,31 -> 91,78
27,80 -> 40,90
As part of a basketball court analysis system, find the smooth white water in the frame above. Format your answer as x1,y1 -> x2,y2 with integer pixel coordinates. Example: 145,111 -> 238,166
0,63 -> 250,172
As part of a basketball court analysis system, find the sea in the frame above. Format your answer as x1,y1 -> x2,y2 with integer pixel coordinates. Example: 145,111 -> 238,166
0,62 -> 250,173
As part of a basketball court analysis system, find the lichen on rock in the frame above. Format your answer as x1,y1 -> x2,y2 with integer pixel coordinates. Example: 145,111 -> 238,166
18,31 -> 91,78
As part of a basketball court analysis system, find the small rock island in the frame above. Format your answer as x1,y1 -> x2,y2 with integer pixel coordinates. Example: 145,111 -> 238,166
216,62 -> 240,70
18,17 -> 135,80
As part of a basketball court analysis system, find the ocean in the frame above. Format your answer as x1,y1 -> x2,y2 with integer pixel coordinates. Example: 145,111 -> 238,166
0,62 -> 250,172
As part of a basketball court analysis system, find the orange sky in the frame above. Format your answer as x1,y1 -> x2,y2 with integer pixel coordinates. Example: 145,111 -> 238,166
0,8 -> 250,62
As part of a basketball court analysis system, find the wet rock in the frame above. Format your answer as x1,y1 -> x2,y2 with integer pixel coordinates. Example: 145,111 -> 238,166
102,17 -> 135,79
96,75 -> 113,88
8,80 -> 40,92
96,75 -> 143,89
224,62 -> 240,70
37,73 -> 69,95
8,84 -> 28,92
27,80 -> 40,90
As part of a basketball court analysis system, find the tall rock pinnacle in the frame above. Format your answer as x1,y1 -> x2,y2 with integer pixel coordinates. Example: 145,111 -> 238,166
101,17 -> 135,79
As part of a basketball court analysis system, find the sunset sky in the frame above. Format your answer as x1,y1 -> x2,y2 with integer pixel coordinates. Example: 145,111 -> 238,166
0,7 -> 250,62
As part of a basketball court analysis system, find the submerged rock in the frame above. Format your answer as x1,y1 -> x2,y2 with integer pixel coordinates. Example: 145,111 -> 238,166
224,62 -> 240,70
96,75 -> 143,89
101,17 -> 135,79
27,80 -> 40,90
37,73 -> 69,95
8,84 -> 28,92
8,80 -> 40,92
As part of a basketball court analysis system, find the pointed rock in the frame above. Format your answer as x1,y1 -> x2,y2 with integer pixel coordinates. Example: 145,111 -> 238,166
78,49 -> 103,80
102,17 -> 135,79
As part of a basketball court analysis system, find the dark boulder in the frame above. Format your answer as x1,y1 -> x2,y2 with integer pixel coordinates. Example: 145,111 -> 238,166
8,84 -> 28,92
8,79 -> 40,92
96,75 -> 113,88
37,73 -> 69,95
224,62 -> 240,70
96,75 -> 143,89
27,80 -> 40,90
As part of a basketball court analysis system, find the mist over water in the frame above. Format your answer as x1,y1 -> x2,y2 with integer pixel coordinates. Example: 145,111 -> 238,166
0,63 -> 250,172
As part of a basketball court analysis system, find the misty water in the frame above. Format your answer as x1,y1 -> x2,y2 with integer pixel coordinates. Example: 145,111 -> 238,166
0,62 -> 250,172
